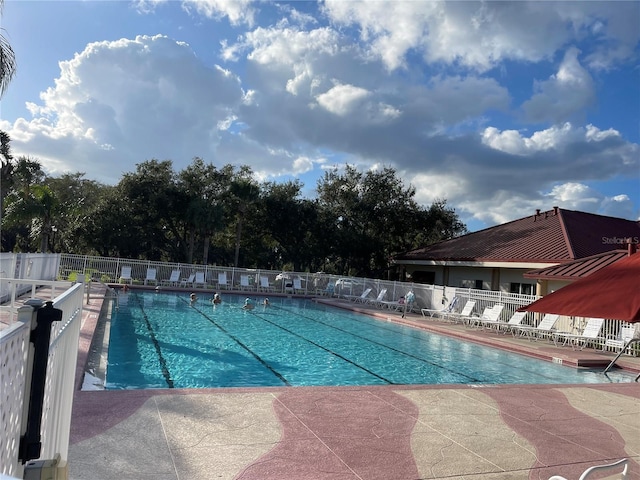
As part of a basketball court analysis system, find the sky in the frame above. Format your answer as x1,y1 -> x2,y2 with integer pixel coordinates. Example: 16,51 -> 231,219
1,0 -> 639,232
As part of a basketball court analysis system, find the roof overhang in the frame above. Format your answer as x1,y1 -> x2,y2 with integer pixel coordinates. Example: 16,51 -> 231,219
393,259 -> 559,269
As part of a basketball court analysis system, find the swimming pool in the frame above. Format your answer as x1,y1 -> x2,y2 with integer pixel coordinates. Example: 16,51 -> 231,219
104,291 -> 635,389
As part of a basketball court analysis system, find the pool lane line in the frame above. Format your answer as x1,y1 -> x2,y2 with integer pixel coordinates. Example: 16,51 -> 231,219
188,301 -> 290,386
244,309 -> 396,385
133,294 -> 175,388
269,303 -> 482,384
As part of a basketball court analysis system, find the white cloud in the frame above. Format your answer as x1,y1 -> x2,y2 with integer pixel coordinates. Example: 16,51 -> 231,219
323,1 -> 640,73
182,0 -> 256,27
316,84 -> 370,116
522,47 -> 595,123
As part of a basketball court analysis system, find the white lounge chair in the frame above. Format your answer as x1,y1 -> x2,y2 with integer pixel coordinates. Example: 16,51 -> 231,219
548,457 -> 628,480
180,273 -> 195,288
380,292 -> 414,312
470,304 -> 504,329
421,296 -> 459,318
240,275 -> 251,291
293,277 -> 304,293
368,288 -> 388,308
259,275 -> 273,292
194,272 -> 206,288
345,288 -> 372,303
513,314 -> 559,341
444,300 -> 476,324
163,269 -> 181,287
553,317 -> 605,350
218,272 -> 229,289
496,311 -> 528,334
604,324 -> 636,354
144,267 -> 157,286
119,266 -> 133,284
379,297 -> 406,311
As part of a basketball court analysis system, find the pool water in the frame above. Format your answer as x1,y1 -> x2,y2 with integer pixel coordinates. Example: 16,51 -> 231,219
105,291 -> 635,389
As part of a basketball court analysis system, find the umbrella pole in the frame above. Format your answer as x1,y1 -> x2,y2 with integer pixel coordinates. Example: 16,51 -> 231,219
603,338 -> 640,381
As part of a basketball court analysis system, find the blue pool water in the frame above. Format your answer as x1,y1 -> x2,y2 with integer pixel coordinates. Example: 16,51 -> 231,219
105,291 -> 635,389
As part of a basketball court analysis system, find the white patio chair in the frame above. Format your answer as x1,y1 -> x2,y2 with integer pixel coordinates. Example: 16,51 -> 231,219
119,266 -> 133,284
180,273 -> 195,288
259,275 -> 274,292
604,324 -> 636,354
194,272 -> 206,288
421,296 -> 459,319
144,267 -> 157,286
367,288 -> 388,308
552,317 -> 605,350
513,314 -> 559,341
217,272 -> 229,289
344,288 -> 372,303
469,304 -> 504,329
240,274 -> 251,291
444,300 -> 476,324
496,311 -> 528,334
162,269 -> 181,287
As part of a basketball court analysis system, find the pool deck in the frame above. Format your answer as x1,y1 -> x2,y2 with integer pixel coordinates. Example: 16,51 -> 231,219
60,285 -> 640,478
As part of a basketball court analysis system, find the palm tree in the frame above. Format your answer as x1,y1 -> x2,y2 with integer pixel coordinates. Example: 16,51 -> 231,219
0,0 -> 17,98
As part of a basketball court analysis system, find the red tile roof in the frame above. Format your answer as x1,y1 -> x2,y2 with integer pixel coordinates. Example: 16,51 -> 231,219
523,249 -> 632,280
395,208 -> 640,264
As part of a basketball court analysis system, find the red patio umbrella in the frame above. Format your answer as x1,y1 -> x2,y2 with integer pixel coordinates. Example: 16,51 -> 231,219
519,251 -> 640,322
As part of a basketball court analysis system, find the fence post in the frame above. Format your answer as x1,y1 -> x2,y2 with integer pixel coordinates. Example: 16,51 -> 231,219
18,299 -> 63,464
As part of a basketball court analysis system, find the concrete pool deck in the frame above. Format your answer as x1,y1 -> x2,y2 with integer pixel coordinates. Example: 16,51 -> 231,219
66,285 -> 640,479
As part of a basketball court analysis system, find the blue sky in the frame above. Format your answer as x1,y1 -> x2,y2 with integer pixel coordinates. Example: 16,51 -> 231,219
1,0 -> 639,232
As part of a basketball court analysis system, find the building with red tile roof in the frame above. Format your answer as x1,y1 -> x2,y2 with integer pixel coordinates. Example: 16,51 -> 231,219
393,207 -> 640,295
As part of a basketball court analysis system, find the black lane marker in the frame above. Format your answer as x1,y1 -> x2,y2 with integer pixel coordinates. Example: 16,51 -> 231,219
187,301 -> 290,386
133,294 -> 174,388
271,303 -> 482,383
242,308 -> 395,384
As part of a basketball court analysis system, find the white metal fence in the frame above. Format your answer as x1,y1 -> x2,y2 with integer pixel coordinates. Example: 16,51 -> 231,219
57,253 -> 637,352
0,281 -> 84,479
0,253 -> 61,305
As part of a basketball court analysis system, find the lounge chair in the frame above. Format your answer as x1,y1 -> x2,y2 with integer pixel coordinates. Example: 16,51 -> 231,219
379,296 -> 406,311
513,313 -> 559,341
548,457 -> 628,480
496,311 -> 528,334
144,267 -> 158,286
604,324 -> 636,354
421,296 -> 459,319
218,272 -> 229,289
259,275 -> 274,292
293,277 -> 304,293
552,317 -> 605,350
367,288 -> 388,308
444,300 -> 476,324
323,283 -> 335,297
345,288 -> 372,303
119,266 -> 133,284
194,272 -> 206,288
239,274 -> 251,290
469,304 -> 504,329
162,269 -> 181,287
180,273 -> 195,288
380,291 -> 415,312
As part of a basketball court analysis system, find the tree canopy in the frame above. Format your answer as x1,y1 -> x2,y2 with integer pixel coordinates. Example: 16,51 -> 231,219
0,141 -> 467,279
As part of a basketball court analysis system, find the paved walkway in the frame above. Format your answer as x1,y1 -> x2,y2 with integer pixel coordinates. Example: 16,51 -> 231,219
67,286 -> 640,480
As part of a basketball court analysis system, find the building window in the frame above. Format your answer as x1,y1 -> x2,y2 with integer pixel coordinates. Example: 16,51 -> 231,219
510,283 -> 534,295
411,271 -> 436,284
461,280 -> 484,290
